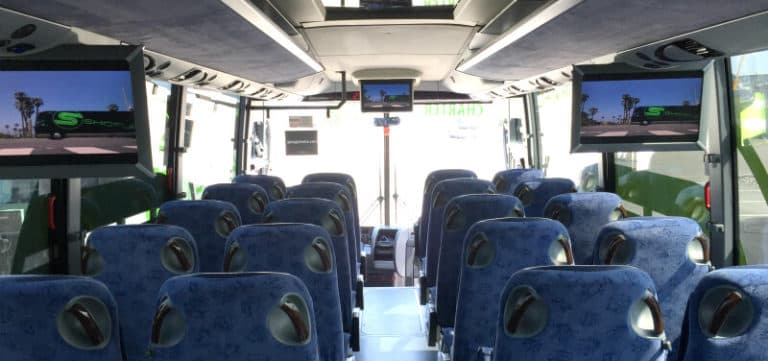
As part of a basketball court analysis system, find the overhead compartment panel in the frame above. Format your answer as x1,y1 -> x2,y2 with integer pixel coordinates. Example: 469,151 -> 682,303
460,0 -> 768,81
0,0 -> 321,83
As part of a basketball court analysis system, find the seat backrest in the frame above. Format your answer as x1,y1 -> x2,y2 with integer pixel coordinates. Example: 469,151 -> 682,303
543,192 -> 626,264
512,178 -> 577,217
287,182 -> 359,280
492,169 -> 543,193
202,183 -> 269,224
84,224 -> 198,361
157,200 -> 241,272
147,272 -> 319,361
223,223 -> 345,361
593,216 -> 711,360
493,266 -> 669,361
263,198 -> 354,330
418,169 -> 477,257
424,178 -> 495,287
232,174 -> 287,201
680,266 -> 768,361
0,275 -> 123,360
452,218 -> 573,361
435,194 -> 525,328
302,172 -> 360,248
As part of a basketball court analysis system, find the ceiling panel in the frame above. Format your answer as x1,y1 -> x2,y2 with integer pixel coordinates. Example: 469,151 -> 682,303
463,0 -> 768,81
0,0 -> 320,83
306,24 -> 474,56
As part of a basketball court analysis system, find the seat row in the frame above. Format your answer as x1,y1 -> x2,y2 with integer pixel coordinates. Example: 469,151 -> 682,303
0,220 -> 358,360
0,172 -> 369,361
413,169 -> 734,361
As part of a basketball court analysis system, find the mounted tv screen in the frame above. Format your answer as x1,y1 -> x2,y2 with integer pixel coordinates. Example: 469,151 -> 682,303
0,45 -> 152,178
361,79 -> 413,113
572,64 -> 707,152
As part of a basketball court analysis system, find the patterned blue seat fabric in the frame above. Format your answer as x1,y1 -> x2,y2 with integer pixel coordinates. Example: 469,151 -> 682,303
0,275 -> 123,360
543,192 -> 625,264
288,182 -> 360,283
418,169 -> 477,258
424,178 -> 496,289
84,224 -> 199,361
680,266 -> 768,361
202,183 -> 269,224
224,223 -> 345,361
491,169 -> 543,194
593,217 -> 710,361
157,200 -> 241,272
232,174 -> 287,201
493,266 -> 669,361
263,198 -> 355,334
452,218 -> 573,361
512,178 -> 577,217
435,194 -> 525,330
303,173 -> 361,249
147,272 -> 319,361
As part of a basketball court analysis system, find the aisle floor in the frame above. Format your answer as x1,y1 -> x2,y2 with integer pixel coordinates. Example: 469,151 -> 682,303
356,287 -> 437,361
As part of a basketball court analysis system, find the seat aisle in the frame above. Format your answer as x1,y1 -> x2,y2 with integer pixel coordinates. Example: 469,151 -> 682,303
358,287 -> 436,361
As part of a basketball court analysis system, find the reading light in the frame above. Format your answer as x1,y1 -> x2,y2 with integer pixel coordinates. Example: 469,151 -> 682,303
456,0 -> 584,73
220,0 -> 325,73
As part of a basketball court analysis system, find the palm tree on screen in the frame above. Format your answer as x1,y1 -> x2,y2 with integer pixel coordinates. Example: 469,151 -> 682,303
588,107 -> 599,122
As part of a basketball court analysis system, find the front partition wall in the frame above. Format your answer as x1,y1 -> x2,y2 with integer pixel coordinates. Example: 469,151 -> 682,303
251,100 -> 512,227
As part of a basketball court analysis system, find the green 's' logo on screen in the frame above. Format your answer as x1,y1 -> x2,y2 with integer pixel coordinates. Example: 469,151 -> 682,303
644,107 -> 665,118
53,112 -> 83,129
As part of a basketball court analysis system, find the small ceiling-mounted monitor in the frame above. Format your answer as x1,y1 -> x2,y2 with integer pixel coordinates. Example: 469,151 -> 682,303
0,45 -> 152,178
572,63 -> 708,153
360,79 -> 414,113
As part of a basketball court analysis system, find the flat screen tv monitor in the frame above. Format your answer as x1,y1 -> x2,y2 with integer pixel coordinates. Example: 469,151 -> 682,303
361,79 -> 413,113
0,45 -> 152,178
571,63 -> 708,153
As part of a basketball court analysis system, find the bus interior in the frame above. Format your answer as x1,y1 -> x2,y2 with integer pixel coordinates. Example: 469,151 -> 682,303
0,1 -> 768,360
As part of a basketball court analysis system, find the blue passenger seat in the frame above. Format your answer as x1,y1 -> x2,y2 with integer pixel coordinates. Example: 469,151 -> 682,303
302,173 -> 361,246
433,194 -> 525,353
263,198 -> 360,351
452,218 -> 573,361
224,223 -> 345,361
0,275 -> 124,360
543,192 -> 626,264
84,224 -> 198,361
679,266 -> 768,361
491,168 -> 543,193
422,178 -> 496,306
512,178 -> 577,217
287,182 -> 361,284
418,169 -> 477,258
157,200 -> 241,272
147,272 -> 319,361
493,266 -> 669,361
202,183 -> 270,224
233,174 -> 287,201
593,217 -> 711,360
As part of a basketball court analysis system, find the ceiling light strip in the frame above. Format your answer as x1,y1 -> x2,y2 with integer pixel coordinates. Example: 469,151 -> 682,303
220,0 -> 325,72
456,0 -> 584,72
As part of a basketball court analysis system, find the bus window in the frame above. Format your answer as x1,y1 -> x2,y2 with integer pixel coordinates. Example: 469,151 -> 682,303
0,179 -> 50,274
147,81 -> 172,174
257,100 -> 508,227
535,84 -> 603,191
615,151 -> 708,231
731,49 -> 768,264
182,89 -> 238,200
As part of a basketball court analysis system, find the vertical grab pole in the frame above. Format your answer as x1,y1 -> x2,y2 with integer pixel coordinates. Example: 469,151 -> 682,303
383,113 -> 391,226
